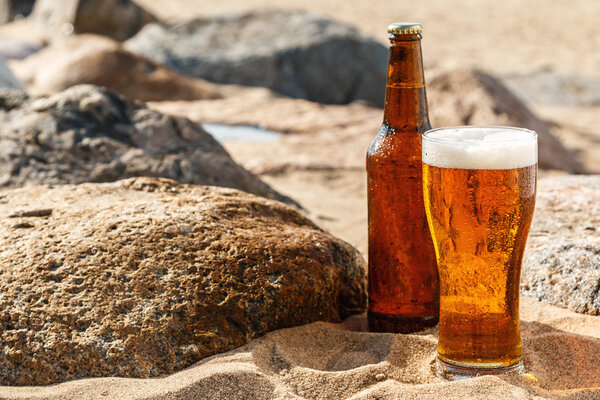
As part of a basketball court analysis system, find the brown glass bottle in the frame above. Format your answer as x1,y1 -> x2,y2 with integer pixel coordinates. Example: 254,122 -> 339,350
366,23 -> 439,333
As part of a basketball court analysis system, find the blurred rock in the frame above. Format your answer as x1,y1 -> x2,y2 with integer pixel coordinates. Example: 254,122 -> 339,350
502,70 -> 600,107
0,85 -> 294,206
150,90 -> 384,173
532,105 -> 600,174
125,9 -> 388,106
0,177 -> 366,385
0,38 -> 41,59
427,69 -> 587,174
0,0 -> 35,23
523,175 -> 600,315
31,0 -> 157,42
10,34 -> 222,101
150,68 -> 585,175
0,55 -> 21,89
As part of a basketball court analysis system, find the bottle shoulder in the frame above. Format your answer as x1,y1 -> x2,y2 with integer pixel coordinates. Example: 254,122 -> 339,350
368,123 -> 429,157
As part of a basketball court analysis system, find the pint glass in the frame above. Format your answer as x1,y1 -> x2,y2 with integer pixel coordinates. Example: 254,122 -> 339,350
422,127 -> 537,380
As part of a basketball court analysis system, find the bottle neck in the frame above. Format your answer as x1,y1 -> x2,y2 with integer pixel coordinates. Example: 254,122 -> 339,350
382,35 -> 430,131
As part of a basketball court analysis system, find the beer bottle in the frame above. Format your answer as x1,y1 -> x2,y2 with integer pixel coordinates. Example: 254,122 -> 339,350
366,22 -> 439,333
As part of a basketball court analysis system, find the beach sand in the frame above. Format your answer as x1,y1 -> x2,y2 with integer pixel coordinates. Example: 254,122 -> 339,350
0,298 -> 598,399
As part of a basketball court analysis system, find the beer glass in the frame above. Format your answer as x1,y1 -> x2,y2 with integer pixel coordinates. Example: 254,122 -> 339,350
422,126 -> 537,380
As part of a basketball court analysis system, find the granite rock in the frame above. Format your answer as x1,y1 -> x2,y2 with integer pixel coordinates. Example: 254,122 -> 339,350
125,9 -> 388,106
0,85 -> 292,206
0,177 -> 367,385
31,0 -> 157,42
10,34 -> 222,101
523,175 -> 600,315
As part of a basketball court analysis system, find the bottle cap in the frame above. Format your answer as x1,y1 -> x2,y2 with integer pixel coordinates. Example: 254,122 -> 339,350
387,22 -> 422,35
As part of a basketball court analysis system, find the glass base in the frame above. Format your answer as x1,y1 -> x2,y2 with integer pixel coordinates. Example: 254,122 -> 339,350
368,311 -> 438,333
434,357 -> 524,381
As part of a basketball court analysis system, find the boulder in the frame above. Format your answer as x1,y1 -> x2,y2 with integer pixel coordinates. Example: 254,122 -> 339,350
125,9 -> 388,106
0,177 -> 367,385
523,175 -> 600,315
0,55 -> 21,89
0,85 -> 293,206
9,34 -> 222,101
31,0 -> 157,42
427,69 -> 586,173
0,0 -> 35,23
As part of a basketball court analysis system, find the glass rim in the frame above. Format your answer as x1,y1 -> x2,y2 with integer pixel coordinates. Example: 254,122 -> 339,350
422,126 -> 537,144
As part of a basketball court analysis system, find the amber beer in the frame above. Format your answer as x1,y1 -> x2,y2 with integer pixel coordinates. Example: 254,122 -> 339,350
422,127 -> 537,380
367,22 -> 439,333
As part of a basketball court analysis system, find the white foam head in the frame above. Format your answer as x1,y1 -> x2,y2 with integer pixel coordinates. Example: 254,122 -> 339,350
422,127 -> 537,170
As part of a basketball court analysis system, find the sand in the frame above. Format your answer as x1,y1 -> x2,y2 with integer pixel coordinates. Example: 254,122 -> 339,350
0,298 -> 598,399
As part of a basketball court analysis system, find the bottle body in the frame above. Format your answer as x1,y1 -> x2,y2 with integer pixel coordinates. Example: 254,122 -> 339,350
366,30 -> 439,333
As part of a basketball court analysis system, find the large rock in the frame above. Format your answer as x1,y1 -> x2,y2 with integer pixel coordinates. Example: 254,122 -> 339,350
31,0 -> 157,42
125,9 -> 388,106
523,175 -> 600,315
0,177 -> 367,385
0,0 -> 35,23
0,85 -> 292,206
9,34 -> 222,101
427,69 -> 586,173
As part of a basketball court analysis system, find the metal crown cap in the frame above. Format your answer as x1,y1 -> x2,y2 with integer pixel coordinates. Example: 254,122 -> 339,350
387,22 -> 422,35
